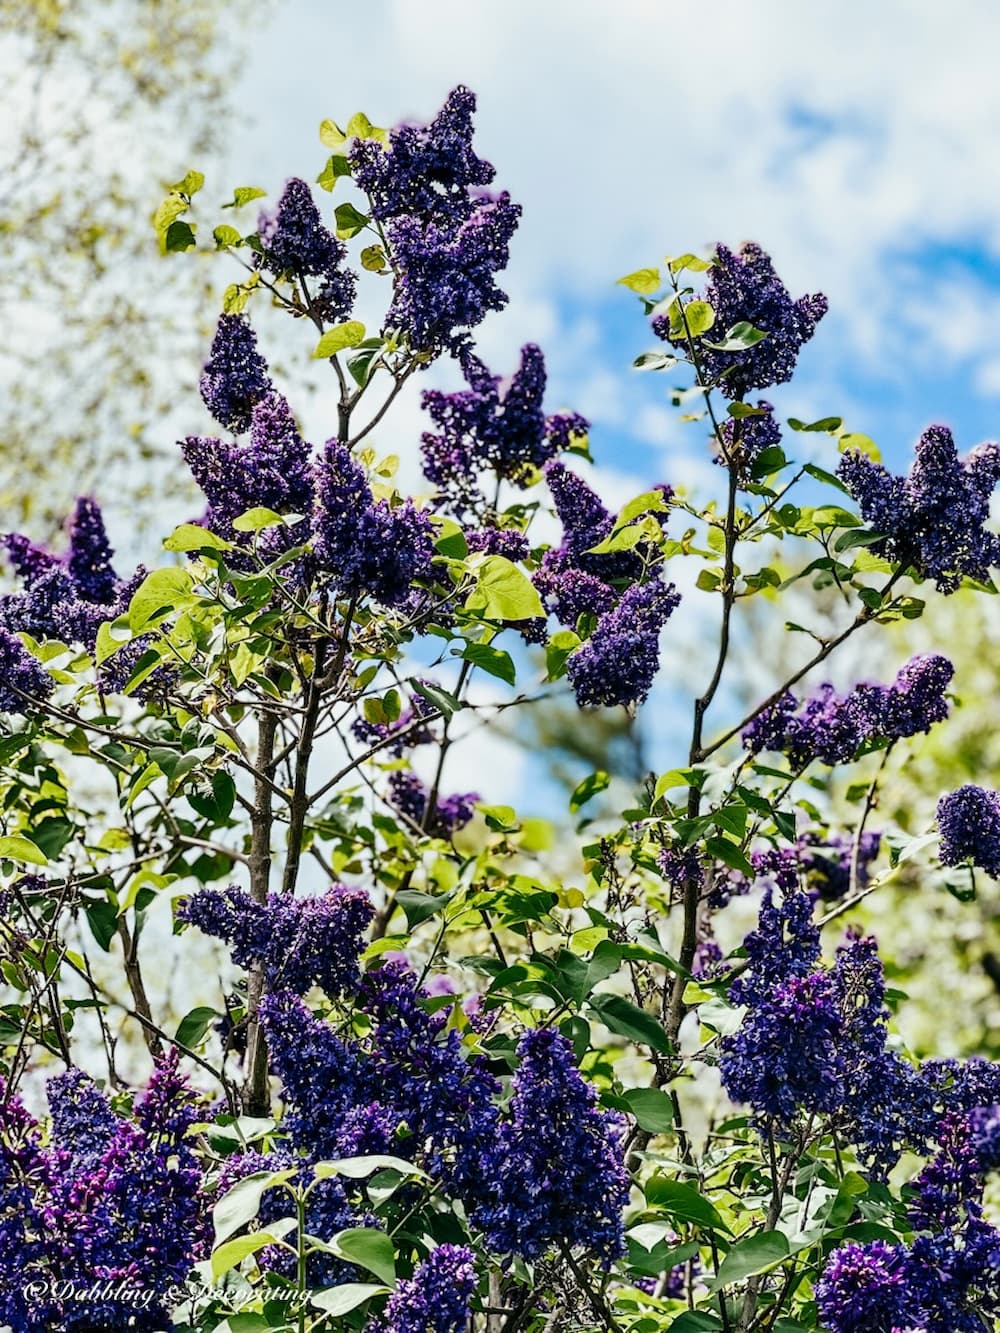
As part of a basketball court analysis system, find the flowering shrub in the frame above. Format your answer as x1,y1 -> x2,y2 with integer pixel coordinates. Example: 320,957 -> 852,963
2,83 -> 1000,1333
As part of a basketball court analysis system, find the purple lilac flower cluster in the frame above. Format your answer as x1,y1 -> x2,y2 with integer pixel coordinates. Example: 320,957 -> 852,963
742,654 -> 954,767
387,770 -> 479,837
178,883 -> 373,996
420,344 -> 589,511
652,242 -> 828,399
818,1114 -> 1000,1331
257,177 -> 356,325
798,830 -> 881,901
199,313 -> 272,433
838,425 -> 1000,593
476,1027 -> 630,1265
369,1245 -> 477,1333
351,87 -> 520,357
937,784 -> 1000,877
0,1055 -> 207,1333
566,579 -> 681,709
312,440 -> 436,605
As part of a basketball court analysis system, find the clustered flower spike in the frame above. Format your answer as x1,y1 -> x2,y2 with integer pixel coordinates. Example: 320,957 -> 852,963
312,440 -> 436,605
566,578 -> 681,708
350,87 -> 521,358
0,626 -> 53,716
477,1027 -> 629,1265
369,1245 -> 477,1333
182,390 -> 314,557
257,177 -> 356,323
0,1064 -> 208,1332
798,830 -> 881,901
742,654 -> 954,767
838,426 -> 1000,593
199,313 -> 272,433
178,883 -> 374,997
387,770 -> 478,837
652,241 -> 828,399
421,344 -> 589,511
937,784 -> 1000,877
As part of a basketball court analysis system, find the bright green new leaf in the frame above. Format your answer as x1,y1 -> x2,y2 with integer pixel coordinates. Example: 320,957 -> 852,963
711,1230 -> 789,1288
329,1228 -> 396,1286
128,567 -> 195,633
163,523 -> 232,553
310,1284 -> 389,1316
0,835 -> 48,866
232,507 -> 285,533
313,321 -> 367,358
466,556 -> 544,622
684,299 -> 716,335
617,267 -> 661,295
212,1169 -> 297,1245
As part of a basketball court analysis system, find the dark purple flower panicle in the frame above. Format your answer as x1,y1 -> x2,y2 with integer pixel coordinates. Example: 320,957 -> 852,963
1,532 -> 59,587
182,390 -> 314,550
179,883 -> 373,998
260,966 -> 501,1210
350,87 -> 521,358
938,785 -> 1000,877
66,498 -> 118,604
421,345 -> 588,510
465,526 -> 531,561
566,578 -> 680,708
815,1240 -> 923,1333
312,440 -> 436,605
720,969 -> 845,1127
838,426 -> 1000,593
477,1027 -> 628,1265
199,313 -> 272,434
387,770 -> 478,837
257,177 -> 357,325
46,1070 -> 119,1173
742,655 -> 953,767
0,626 -> 53,715
371,1245 -> 477,1333
971,1104 -> 1000,1173
653,242 -> 827,399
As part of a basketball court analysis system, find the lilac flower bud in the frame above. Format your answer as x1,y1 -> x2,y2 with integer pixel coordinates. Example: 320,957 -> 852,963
937,784 -> 1000,877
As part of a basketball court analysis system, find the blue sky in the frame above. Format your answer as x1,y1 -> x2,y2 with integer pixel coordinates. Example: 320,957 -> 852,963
219,1 -> 1000,802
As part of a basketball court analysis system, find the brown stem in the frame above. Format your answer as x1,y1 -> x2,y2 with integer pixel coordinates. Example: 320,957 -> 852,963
243,708 -> 278,1115
116,915 -> 163,1059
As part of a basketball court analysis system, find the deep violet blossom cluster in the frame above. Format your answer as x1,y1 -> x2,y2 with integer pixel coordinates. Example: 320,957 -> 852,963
350,86 -> 520,356
257,177 -> 356,325
387,769 -> 479,837
818,1115 -> 1000,1332
937,784 -> 1000,878
476,1027 -> 630,1265
370,1245 -> 477,1333
178,883 -> 373,996
0,1055 -> 207,1333
313,439 -> 436,605
838,425 -> 1000,593
798,829 -> 881,900
742,653 -> 954,767
652,241 -> 828,399
199,313 -> 272,433
420,344 -> 588,510
566,578 -> 681,709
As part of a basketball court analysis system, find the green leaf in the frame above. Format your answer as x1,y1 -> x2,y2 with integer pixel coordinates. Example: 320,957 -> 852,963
213,224 -> 242,248
175,1006 -> 217,1049
317,154 -> 352,192
588,994 -> 672,1054
211,1231 -> 282,1280
213,1170 -> 297,1245
94,619 -> 129,666
623,1087 -> 674,1132
222,282 -> 251,315
164,219 -> 197,253
361,244 -> 388,272
705,836 -> 753,877
166,169 -> 205,196
838,431 -> 880,461
0,835 -> 47,866
345,111 -> 388,143
396,890 -> 447,929
163,523 -> 232,553
334,202 -> 370,239
669,252 -> 714,274
787,416 -> 843,433
584,940 -> 622,993
411,679 -> 461,719
221,186 -> 267,210
128,567 -> 195,633
311,1155 -> 424,1180
459,642 -> 516,686
645,1176 -> 730,1233
329,1228 -> 396,1285
232,507 -> 285,533
310,1284 -> 389,1316
711,1230 -> 789,1288
684,299 -> 715,335
617,267 -> 661,295
313,320 -> 367,358
319,118 -> 347,148
84,900 -> 118,952
704,320 -> 768,351
569,770 -> 611,813
633,351 -> 678,372
466,555 -> 544,621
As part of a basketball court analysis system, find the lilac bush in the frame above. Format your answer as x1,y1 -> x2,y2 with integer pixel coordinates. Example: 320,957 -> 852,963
2,83 -> 1000,1333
